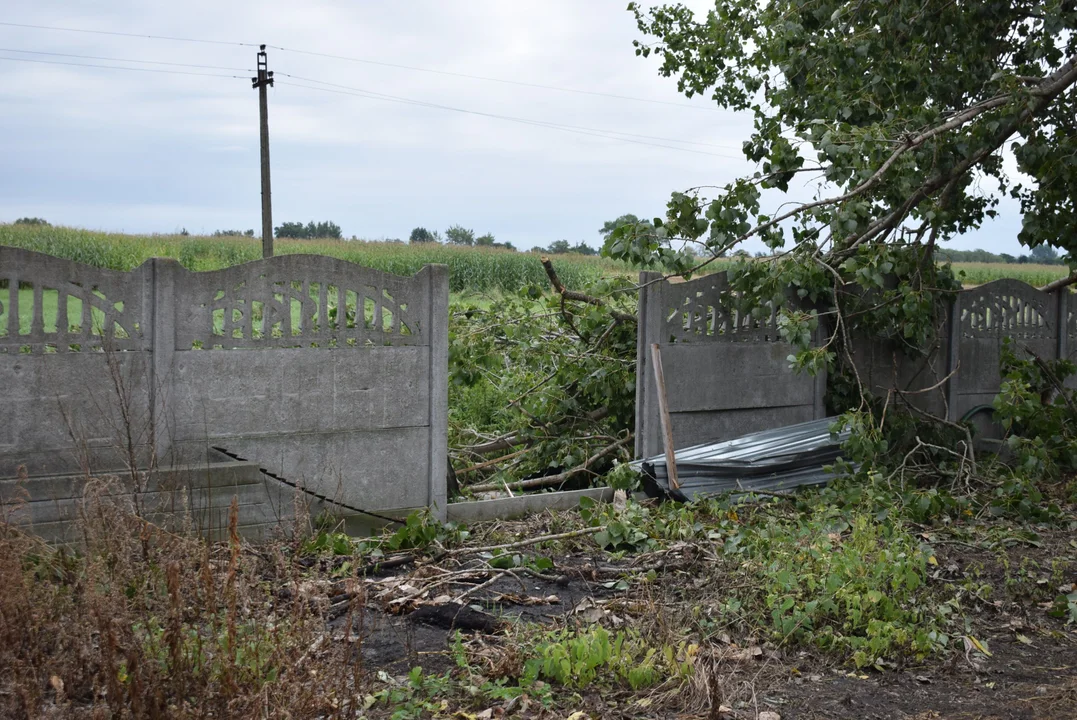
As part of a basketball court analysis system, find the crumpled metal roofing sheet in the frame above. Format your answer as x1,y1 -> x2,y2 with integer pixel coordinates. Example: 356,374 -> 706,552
632,418 -> 851,502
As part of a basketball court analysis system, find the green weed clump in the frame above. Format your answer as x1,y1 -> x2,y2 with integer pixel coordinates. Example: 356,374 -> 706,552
0,223 -> 628,293
736,511 -> 950,667
529,626 -> 697,691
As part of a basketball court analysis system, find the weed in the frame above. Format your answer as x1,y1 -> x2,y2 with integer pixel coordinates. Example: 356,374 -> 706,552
530,625 -> 697,690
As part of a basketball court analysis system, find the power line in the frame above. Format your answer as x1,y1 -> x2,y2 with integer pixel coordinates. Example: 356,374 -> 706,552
0,47 -> 252,72
0,54 -> 250,79
0,20 -> 257,48
280,72 -> 738,151
275,77 -> 743,159
268,44 -> 714,111
0,20 -> 715,112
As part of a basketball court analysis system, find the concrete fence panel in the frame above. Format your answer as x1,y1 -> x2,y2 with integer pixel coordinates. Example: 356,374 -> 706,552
635,270 -> 826,459
1,248 -> 449,533
637,268 -> 1075,457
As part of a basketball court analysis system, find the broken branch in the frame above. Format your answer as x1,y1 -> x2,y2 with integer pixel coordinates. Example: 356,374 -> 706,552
541,256 -> 636,323
466,434 -> 633,494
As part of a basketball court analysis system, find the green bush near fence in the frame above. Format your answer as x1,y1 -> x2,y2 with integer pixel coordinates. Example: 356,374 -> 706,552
0,224 -> 628,293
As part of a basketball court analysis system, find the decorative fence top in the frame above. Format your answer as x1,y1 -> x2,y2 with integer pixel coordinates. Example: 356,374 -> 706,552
959,278 -> 1057,339
172,255 -> 431,350
0,248 -> 148,354
656,272 -> 784,344
651,271 -> 1072,346
0,248 -> 434,353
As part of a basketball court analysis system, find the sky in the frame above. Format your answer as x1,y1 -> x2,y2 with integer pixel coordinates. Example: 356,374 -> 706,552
0,1 -> 1026,254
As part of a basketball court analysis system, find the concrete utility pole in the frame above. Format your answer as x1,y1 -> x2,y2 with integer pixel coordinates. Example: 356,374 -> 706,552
252,45 -> 274,258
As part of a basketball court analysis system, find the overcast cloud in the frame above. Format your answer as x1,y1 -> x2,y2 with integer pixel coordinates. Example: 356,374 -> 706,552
0,1 -> 1024,253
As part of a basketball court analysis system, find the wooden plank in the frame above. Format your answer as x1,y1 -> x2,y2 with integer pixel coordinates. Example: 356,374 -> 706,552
650,343 -> 680,491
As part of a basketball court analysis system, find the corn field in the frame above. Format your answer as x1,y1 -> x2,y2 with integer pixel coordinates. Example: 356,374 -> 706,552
0,224 -> 629,293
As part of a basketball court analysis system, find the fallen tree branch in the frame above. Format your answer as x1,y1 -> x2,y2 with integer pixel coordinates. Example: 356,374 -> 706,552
462,407 -> 610,456
455,448 -> 529,477
1039,273 -> 1077,294
467,434 -> 634,494
451,526 -> 597,556
541,256 -> 636,323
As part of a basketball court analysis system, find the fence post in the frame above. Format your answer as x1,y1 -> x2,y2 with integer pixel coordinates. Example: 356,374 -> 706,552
945,292 -> 962,422
149,258 -> 180,467
426,264 -> 449,520
1057,289 -> 1068,361
812,321 -> 828,419
635,272 -> 663,459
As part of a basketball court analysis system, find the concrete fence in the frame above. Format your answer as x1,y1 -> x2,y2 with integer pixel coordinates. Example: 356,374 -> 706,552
636,270 -> 1077,458
1,248 -> 449,538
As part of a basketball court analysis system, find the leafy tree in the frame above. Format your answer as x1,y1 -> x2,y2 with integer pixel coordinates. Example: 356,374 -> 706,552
537,239 -> 599,255
610,2 -> 1077,469
445,225 -> 476,246
1029,243 -> 1062,264
275,221 -> 342,239
622,2 -> 1077,266
410,227 -> 436,244
613,2 -> 1077,365
212,229 -> 255,237
14,217 -> 49,226
599,214 -> 652,241
307,221 -> 342,239
275,222 -> 307,239
475,233 -> 496,247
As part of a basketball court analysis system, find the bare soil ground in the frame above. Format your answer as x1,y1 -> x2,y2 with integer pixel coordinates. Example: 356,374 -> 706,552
292,516 -> 1077,719
3,493 -> 1075,718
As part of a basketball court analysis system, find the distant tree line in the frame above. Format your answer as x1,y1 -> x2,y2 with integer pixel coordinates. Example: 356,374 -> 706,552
532,239 -> 598,256
14,217 -> 50,226
939,245 -> 1064,265
213,229 -> 255,237
275,221 -> 343,240
409,225 -> 515,250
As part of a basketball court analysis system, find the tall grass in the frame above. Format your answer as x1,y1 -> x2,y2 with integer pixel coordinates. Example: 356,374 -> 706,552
950,261 -> 1068,287
3,224 -> 1068,291
0,224 -> 628,293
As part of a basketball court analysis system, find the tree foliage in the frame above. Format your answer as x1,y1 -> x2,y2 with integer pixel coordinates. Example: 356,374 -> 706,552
275,221 -> 343,240
14,217 -> 49,226
622,1 -> 1076,263
538,240 -> 599,256
445,225 -> 477,246
599,214 -> 651,241
607,1 -> 1077,474
614,1 -> 1076,393
410,227 -> 436,244
212,229 -> 255,237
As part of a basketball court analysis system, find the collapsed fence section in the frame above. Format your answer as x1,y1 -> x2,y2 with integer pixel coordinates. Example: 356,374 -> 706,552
0,247 -> 449,533
635,270 -> 827,460
636,270 -> 1077,458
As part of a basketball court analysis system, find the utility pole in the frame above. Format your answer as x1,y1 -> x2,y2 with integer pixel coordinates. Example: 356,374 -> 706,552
252,45 -> 274,258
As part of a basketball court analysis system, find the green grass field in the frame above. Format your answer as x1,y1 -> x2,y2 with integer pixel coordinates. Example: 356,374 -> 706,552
0,224 -> 628,294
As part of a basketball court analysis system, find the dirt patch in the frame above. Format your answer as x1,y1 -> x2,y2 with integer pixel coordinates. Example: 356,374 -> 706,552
324,554 -> 623,676
301,516 -> 1077,719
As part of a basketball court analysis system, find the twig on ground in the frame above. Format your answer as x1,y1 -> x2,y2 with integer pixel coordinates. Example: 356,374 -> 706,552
454,571 -> 508,604
451,527 -> 596,556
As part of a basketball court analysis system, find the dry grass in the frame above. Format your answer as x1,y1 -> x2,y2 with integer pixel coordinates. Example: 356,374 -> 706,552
0,483 -> 363,718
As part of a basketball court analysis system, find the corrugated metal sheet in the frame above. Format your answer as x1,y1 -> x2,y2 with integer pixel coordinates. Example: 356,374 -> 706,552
632,418 -> 851,502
